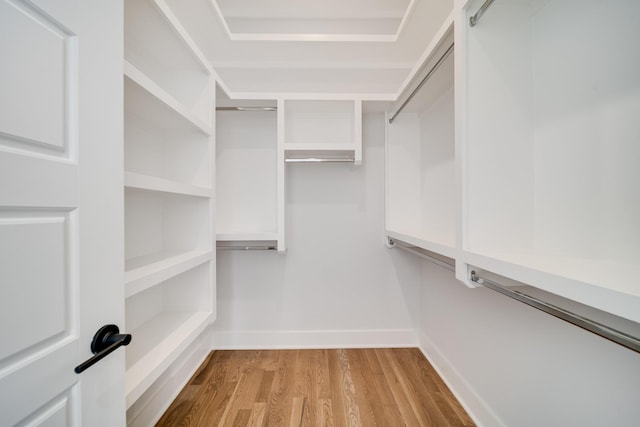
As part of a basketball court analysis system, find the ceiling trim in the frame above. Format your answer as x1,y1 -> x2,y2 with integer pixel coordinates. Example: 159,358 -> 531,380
208,0 -> 416,43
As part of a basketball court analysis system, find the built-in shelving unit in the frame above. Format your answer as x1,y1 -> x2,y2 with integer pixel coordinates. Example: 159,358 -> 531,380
123,0 -> 216,412
457,0 -> 640,322
282,99 -> 363,164
385,16 -> 455,259
215,93 -> 284,251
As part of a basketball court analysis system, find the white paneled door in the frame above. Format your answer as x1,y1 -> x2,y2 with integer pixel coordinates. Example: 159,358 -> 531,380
0,1 -> 124,426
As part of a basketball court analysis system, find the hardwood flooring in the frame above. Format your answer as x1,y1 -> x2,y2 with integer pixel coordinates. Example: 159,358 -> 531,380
156,348 -> 475,427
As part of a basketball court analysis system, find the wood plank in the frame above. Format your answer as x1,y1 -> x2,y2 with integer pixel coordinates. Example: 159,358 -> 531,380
336,349 -> 362,426
328,349 -> 348,426
289,396 -> 305,427
345,349 -> 382,425
248,402 -> 267,427
318,398 -> 334,427
373,348 -> 422,426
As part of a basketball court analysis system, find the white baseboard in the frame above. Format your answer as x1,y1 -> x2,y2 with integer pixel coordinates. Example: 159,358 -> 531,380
126,326 -> 213,427
212,328 -> 418,349
419,332 -> 505,427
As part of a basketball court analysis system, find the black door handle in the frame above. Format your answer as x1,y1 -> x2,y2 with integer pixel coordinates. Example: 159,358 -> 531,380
75,324 -> 132,374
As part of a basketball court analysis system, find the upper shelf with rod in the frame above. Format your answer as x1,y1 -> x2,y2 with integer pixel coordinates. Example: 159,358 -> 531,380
385,12 -> 456,259
215,89 -> 285,251
280,98 -> 363,165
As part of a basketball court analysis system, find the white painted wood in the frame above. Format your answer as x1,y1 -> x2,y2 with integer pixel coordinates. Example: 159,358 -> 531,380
125,249 -> 213,298
284,100 -> 355,145
125,0 -> 212,125
387,230 -> 457,259
124,262 -> 213,407
0,0 -> 124,426
124,62 -> 212,136
276,99 -> 287,252
126,326 -> 212,427
125,189 -> 210,259
216,109 -> 278,237
460,0 -> 640,321
217,232 -> 279,242
386,28 -> 456,257
124,172 -> 211,198
123,0 -> 216,413
282,99 -> 363,165
211,329 -> 417,350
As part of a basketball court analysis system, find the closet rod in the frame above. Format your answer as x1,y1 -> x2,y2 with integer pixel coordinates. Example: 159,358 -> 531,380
388,42 -> 454,124
217,245 -> 277,251
389,238 -> 455,272
469,0 -> 496,27
469,271 -> 640,353
216,106 -> 277,111
285,158 -> 354,163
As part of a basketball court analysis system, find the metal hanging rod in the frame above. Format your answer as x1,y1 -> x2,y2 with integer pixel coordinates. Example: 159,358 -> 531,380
216,106 -> 277,111
217,245 -> 277,251
388,238 -> 455,272
388,42 -> 454,124
469,271 -> 640,353
285,158 -> 354,163
469,0 -> 496,27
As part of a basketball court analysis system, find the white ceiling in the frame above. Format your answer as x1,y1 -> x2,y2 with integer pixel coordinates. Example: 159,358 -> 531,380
164,0 -> 453,98
215,0 -> 413,40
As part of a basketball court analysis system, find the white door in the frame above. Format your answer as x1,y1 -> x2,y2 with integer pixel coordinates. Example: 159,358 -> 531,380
0,1 -> 125,426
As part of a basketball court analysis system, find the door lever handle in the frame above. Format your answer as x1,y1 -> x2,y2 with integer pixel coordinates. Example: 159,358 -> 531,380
75,324 -> 132,374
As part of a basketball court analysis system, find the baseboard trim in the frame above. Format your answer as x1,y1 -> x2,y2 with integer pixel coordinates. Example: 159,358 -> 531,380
212,329 -> 418,349
419,332 -> 505,427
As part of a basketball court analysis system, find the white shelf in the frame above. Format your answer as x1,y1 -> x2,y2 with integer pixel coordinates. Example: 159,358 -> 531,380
124,0 -> 212,125
463,250 -> 640,324
125,249 -> 212,298
282,99 -> 362,164
124,171 -> 211,198
125,310 -> 213,408
387,229 -> 456,259
125,61 -> 212,135
216,232 -> 279,242
123,0 -> 215,413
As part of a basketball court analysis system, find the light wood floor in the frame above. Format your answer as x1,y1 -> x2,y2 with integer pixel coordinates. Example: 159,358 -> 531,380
156,348 -> 475,427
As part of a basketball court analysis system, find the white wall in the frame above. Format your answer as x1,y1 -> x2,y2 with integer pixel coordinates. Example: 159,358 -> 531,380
419,260 -> 640,427
213,113 -> 421,348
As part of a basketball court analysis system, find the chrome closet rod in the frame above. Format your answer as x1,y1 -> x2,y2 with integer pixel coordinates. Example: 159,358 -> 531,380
469,0 -> 496,27
216,106 -> 277,111
470,271 -> 640,353
388,42 -> 454,124
217,245 -> 277,251
389,238 -> 455,272
285,158 -> 354,163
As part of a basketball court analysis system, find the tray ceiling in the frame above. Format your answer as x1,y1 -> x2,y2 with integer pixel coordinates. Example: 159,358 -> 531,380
164,0 -> 452,97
